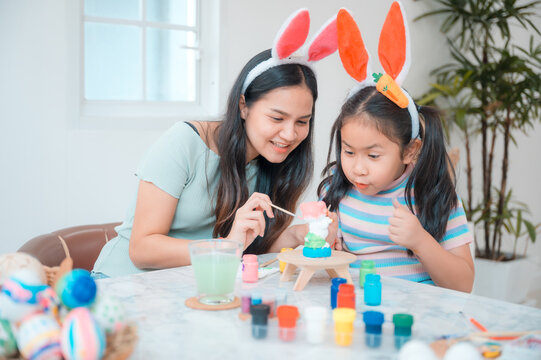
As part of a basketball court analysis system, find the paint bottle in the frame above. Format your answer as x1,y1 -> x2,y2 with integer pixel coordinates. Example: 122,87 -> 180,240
276,305 -> 299,342
359,260 -> 376,288
262,292 -> 276,318
279,248 -> 293,273
242,254 -> 258,283
304,306 -> 328,344
251,291 -> 262,305
240,289 -> 251,314
250,304 -> 270,339
275,288 -> 287,308
364,274 -> 381,306
393,313 -> 414,349
363,310 -> 384,348
337,283 -> 356,309
333,308 -> 356,346
330,277 -> 347,309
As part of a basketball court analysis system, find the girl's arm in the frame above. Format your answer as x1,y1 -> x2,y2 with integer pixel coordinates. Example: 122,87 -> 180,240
389,199 -> 474,292
267,224 -> 308,253
413,235 -> 474,292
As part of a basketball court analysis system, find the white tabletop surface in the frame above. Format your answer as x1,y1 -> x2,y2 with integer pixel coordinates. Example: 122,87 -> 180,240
98,254 -> 541,360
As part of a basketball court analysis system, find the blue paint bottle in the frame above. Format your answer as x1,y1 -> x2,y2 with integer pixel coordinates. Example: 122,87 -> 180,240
330,277 -> 347,309
363,310 -> 384,348
364,274 -> 381,306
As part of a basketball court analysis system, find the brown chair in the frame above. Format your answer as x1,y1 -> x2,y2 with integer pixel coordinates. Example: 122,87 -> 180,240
18,222 -> 121,271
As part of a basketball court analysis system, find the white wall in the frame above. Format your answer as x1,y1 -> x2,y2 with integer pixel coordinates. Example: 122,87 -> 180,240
1,0 -> 540,299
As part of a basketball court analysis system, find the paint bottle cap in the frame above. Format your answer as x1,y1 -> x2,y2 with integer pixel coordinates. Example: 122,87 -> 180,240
277,305 -> 299,328
304,306 -> 328,322
393,313 -> 414,327
338,283 -> 354,294
243,254 -> 258,263
363,311 -> 384,326
331,277 -> 347,287
333,308 -> 356,323
365,274 -> 381,283
250,304 -> 270,325
361,260 -> 376,269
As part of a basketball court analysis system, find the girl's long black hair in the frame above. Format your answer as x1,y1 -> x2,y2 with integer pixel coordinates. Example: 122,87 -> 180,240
214,49 -> 317,253
319,86 -> 456,242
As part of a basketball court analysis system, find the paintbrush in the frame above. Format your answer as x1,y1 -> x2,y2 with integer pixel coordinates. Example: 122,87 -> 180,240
268,203 -> 297,218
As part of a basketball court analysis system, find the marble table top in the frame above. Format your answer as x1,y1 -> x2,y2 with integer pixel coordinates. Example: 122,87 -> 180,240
98,254 -> 541,360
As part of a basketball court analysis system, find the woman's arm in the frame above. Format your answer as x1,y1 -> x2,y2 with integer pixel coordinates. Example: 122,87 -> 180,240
129,180 -> 193,269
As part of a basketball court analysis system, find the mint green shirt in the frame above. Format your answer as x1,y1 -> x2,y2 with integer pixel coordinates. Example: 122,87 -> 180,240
93,122 -> 258,277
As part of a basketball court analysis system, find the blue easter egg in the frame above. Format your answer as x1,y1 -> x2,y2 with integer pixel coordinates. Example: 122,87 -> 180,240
56,269 -> 97,309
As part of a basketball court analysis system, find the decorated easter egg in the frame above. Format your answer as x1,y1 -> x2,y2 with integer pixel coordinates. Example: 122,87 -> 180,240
56,269 -> 97,309
0,319 -> 17,357
37,286 -> 61,319
91,293 -> 126,333
61,307 -> 106,360
0,269 -> 48,323
16,313 -> 62,360
399,340 -> 439,360
444,342 -> 483,360
0,252 -> 46,285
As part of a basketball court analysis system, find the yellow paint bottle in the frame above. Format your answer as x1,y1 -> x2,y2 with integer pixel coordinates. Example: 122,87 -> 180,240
279,248 -> 293,273
333,308 -> 356,346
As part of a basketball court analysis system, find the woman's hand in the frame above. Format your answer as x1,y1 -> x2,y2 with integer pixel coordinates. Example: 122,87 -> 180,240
388,198 -> 428,252
225,192 -> 274,250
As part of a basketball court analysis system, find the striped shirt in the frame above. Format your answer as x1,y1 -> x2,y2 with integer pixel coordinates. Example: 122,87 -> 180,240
331,166 -> 472,284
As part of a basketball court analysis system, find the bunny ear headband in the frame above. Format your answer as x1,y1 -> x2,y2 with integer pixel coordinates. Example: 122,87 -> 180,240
337,1 -> 419,140
241,9 -> 338,94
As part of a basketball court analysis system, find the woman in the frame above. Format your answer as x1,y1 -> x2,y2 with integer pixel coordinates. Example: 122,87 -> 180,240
92,49 -> 319,277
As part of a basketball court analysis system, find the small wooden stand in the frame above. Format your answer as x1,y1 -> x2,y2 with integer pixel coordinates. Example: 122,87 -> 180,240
277,249 -> 356,291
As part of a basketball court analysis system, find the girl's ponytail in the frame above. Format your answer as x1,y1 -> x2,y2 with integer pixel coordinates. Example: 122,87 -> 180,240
405,106 -> 457,241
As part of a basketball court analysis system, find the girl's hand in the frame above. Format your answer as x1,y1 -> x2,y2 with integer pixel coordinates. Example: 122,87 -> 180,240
388,198 -> 427,252
326,211 -> 339,248
225,192 -> 274,250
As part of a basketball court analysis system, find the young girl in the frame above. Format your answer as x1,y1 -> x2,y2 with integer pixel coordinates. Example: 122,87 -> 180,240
92,10 -> 337,277
319,5 -> 474,292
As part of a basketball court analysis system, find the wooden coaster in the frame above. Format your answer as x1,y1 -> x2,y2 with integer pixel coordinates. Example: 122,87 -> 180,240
185,296 -> 240,311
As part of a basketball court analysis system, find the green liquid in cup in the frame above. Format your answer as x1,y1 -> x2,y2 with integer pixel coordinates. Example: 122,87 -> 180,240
191,253 -> 240,304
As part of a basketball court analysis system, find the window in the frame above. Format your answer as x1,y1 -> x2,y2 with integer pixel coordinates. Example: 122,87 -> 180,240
78,0 -> 219,127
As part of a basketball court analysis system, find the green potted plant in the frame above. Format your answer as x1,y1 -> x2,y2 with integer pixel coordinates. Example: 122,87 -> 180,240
415,0 -> 541,302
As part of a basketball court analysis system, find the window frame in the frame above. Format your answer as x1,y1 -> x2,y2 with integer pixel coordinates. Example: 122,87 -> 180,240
74,0 -> 220,129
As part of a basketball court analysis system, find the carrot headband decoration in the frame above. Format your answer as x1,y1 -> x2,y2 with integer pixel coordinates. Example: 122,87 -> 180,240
337,2 -> 419,139
241,9 -> 338,94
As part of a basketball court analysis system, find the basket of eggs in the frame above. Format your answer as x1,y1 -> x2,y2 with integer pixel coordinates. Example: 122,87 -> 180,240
0,241 -> 137,360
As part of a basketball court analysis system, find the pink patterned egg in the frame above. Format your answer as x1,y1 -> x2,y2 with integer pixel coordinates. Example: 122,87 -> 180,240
16,313 -> 62,360
61,307 -> 105,360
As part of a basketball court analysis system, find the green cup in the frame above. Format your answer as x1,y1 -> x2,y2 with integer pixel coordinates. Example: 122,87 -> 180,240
189,239 -> 242,305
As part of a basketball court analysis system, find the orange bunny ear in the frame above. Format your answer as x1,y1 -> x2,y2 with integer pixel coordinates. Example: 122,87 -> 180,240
272,9 -> 311,60
378,1 -> 410,85
306,15 -> 338,62
337,8 -> 371,83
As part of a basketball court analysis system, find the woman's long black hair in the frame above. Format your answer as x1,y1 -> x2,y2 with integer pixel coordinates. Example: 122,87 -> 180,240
214,49 -> 317,253
318,86 -> 456,243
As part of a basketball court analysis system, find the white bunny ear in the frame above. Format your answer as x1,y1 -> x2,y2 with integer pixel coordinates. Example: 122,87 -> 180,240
378,1 -> 411,85
305,15 -> 338,62
272,9 -> 311,59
